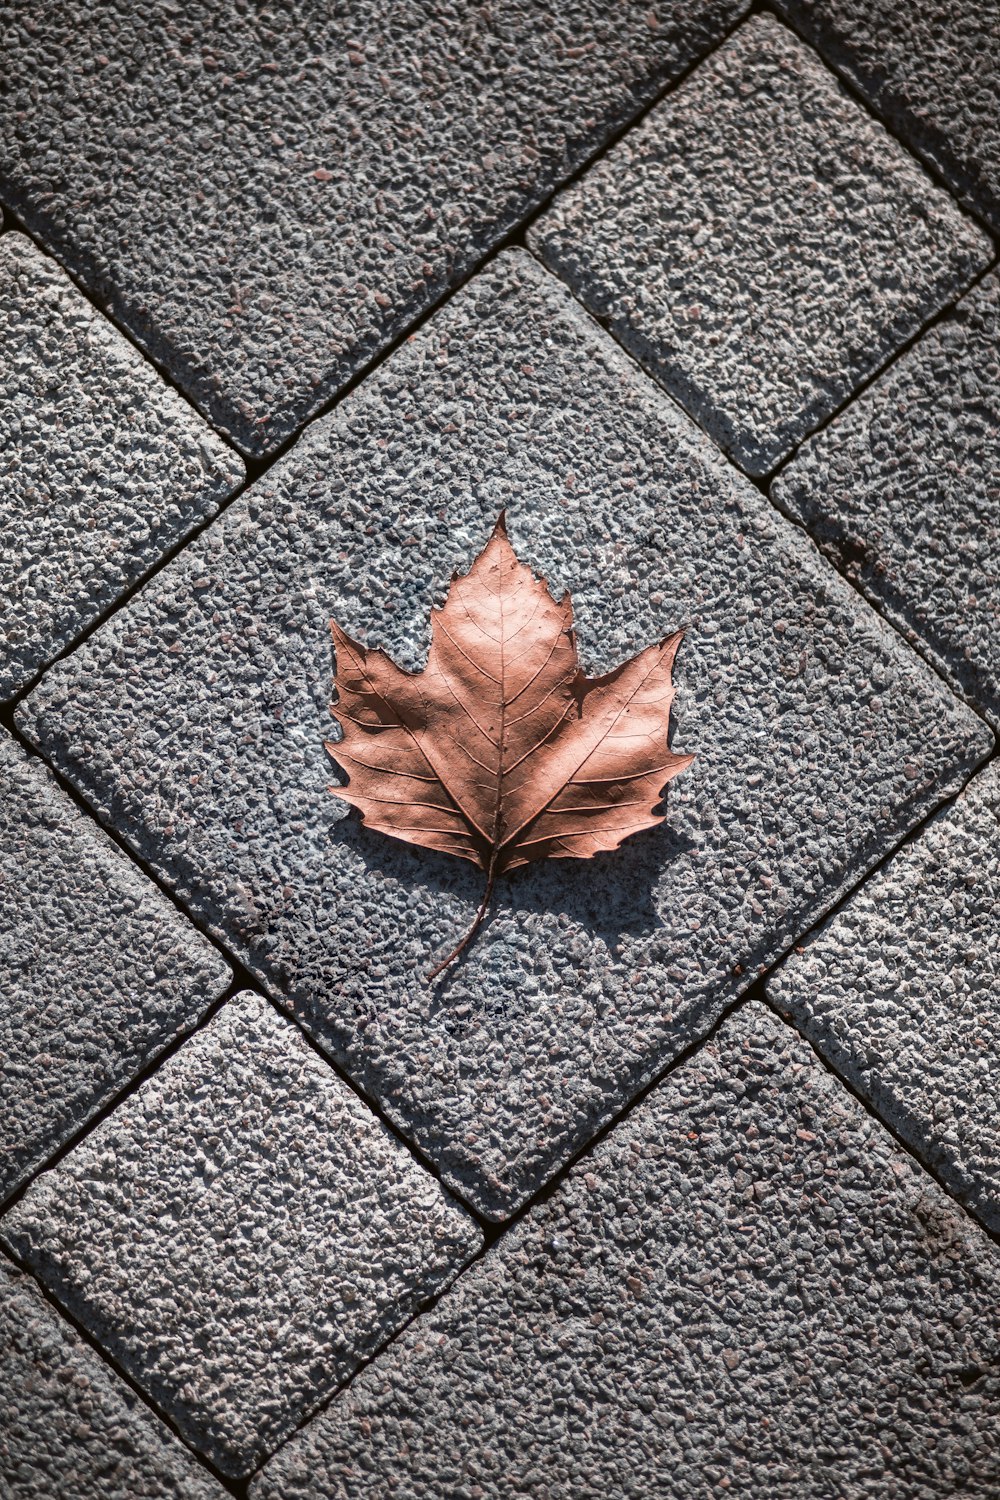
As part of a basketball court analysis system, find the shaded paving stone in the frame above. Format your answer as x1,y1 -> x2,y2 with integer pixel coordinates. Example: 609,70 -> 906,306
0,0 -> 749,457
772,270 -> 1000,729
0,731 -> 230,1205
250,1003 -> 1000,1500
16,251 -> 993,1222
767,759 -> 1000,1234
0,1257 -> 226,1500
529,14 -> 991,476
0,234 -> 243,703
1,991 -> 481,1479
773,0 -> 1000,234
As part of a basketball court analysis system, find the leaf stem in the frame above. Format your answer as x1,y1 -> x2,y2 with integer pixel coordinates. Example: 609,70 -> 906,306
426,855 -> 497,982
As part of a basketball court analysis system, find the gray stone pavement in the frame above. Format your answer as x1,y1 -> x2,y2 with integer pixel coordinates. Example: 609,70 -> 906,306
1,991 -> 480,1478
0,730 -> 231,1205
0,232 -> 243,702
530,15 -> 991,476
17,251 -> 992,1223
774,0 -> 1000,233
252,1004 -> 1000,1500
1,8 -> 998,1494
768,759 -> 1000,1232
0,1258 -> 227,1500
772,269 -> 1000,728
0,0 -> 748,457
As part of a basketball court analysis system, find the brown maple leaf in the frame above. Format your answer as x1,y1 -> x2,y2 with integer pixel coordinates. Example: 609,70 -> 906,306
326,514 -> 693,979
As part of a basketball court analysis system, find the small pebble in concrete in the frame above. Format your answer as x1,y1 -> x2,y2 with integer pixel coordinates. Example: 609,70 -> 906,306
0,1257 -> 226,1499
17,250 -> 992,1222
772,270 -> 1000,729
0,0 -> 749,455
0,730 -> 230,1204
530,14 -> 991,476
1,991 -> 481,1478
773,0 -> 1000,233
768,758 -> 1000,1233
250,1003 -> 1000,1500
0,233 -> 244,702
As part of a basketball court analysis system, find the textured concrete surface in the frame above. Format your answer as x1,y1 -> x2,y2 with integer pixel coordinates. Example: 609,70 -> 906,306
772,270 -> 1000,728
0,233 -> 243,702
0,0 -> 748,456
768,759 -> 1000,1233
529,14 -> 991,476
17,252 -> 992,1222
0,1257 -> 225,1500
1,992 -> 481,1478
0,730 -> 230,1205
252,1003 -> 1000,1500
774,0 -> 1000,233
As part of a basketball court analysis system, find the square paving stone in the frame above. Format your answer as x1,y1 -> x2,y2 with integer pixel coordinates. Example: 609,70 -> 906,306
0,233 -> 244,703
529,13 -> 992,476
0,0 -> 749,457
0,1257 -> 226,1500
0,730 -> 231,1205
16,250 -> 993,1222
771,270 -> 1000,729
773,0 -> 1000,234
250,1002 -> 1000,1500
767,758 -> 1000,1234
1,991 -> 481,1479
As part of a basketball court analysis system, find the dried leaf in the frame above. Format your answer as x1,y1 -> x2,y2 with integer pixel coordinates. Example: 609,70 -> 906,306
326,514 -> 693,977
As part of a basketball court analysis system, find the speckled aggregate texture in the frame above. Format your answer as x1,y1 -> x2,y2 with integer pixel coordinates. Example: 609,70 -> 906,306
1,991 -> 481,1478
772,270 -> 1000,728
251,1003 -> 1000,1500
768,759 -> 1000,1233
17,252 -> 993,1221
0,233 -> 243,702
529,14 -> 991,476
0,730 -> 230,1205
773,0 -> 1000,233
0,1258 -> 225,1500
0,0 -> 749,457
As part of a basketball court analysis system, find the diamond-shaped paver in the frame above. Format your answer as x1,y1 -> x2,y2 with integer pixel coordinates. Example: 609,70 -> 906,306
251,1003 -> 1000,1500
774,0 -> 1000,233
16,251 -> 993,1222
0,1257 -> 226,1500
772,270 -> 1000,729
529,14 -> 991,476
0,730 -> 230,1205
768,759 -> 1000,1233
0,233 -> 243,702
0,0 -> 749,457
1,991 -> 481,1478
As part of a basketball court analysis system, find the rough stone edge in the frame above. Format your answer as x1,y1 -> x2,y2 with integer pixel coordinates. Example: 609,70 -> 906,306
765,757 -> 1000,1234
0,728 -> 232,1205
527,17 -> 994,476
0,232 -> 245,702
771,0 -> 1000,235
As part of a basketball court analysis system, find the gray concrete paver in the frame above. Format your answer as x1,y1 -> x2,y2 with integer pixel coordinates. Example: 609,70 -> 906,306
16,251 -> 992,1222
251,1002 -> 1000,1500
773,0 -> 1000,233
0,1257 -> 226,1500
0,233 -> 244,702
1,991 -> 482,1479
0,0 -> 749,456
772,270 -> 1000,729
0,730 -> 231,1204
767,758 -> 1000,1233
529,14 -> 991,475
